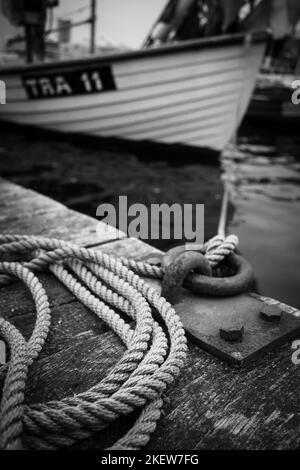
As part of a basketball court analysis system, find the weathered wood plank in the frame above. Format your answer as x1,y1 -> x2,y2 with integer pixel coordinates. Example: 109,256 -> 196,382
0,178 -> 124,245
1,178 -> 300,450
149,345 -> 300,450
0,274 -> 75,319
26,332 -> 125,405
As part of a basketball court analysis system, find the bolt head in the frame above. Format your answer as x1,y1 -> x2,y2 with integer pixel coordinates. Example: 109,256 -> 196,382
219,325 -> 244,343
260,304 -> 282,323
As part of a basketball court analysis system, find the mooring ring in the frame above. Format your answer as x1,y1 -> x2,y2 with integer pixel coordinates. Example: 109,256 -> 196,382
161,251 -> 212,304
161,247 -> 254,303
162,245 -> 203,271
183,253 -> 253,297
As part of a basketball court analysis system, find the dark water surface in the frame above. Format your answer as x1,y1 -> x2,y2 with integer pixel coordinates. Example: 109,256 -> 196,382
0,124 -> 300,308
223,126 -> 300,309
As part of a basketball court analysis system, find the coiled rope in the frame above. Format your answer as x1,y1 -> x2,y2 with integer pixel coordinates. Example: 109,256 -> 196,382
0,233 -> 238,450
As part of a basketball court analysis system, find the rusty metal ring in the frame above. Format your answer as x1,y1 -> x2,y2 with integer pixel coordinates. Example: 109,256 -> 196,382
184,253 -> 253,297
161,251 -> 212,304
162,245 -> 203,271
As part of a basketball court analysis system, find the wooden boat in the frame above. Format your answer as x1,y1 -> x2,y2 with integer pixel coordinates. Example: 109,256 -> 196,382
0,33 -> 266,153
247,72 -> 300,126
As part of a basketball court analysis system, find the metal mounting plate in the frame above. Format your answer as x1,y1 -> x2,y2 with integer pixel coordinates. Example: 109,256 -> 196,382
173,291 -> 300,366
146,278 -> 300,366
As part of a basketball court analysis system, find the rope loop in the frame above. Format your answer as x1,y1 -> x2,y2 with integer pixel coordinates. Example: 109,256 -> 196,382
0,234 -> 187,450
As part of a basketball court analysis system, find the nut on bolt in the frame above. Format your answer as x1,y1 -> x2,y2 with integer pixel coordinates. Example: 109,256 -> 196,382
219,325 -> 245,343
260,304 -> 282,323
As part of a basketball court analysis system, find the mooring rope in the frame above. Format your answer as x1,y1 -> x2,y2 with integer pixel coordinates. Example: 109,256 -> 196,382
0,233 -> 238,450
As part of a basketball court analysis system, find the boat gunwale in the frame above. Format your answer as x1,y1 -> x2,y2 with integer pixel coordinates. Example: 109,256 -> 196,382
0,31 -> 267,76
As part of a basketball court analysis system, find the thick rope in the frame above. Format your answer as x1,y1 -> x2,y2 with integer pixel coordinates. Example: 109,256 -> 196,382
0,233 -> 236,450
120,235 -> 239,278
203,234 -> 239,268
0,318 -> 28,450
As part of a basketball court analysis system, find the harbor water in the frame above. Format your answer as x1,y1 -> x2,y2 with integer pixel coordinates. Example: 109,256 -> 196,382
0,123 -> 300,309
225,125 -> 300,309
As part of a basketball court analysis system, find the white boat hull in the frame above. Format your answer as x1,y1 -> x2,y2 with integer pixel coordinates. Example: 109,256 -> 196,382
0,34 -> 266,153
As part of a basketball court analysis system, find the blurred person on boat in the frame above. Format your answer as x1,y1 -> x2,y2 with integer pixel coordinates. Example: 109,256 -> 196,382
146,0 -> 300,71
244,0 -> 300,72
24,0 -> 48,62
146,0 -> 246,46
1,0 -> 58,62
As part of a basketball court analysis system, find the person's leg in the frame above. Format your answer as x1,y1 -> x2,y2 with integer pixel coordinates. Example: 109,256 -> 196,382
35,25 -> 45,61
25,25 -> 34,63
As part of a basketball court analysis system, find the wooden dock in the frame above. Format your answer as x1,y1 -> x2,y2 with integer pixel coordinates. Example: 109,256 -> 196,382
0,177 -> 299,450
